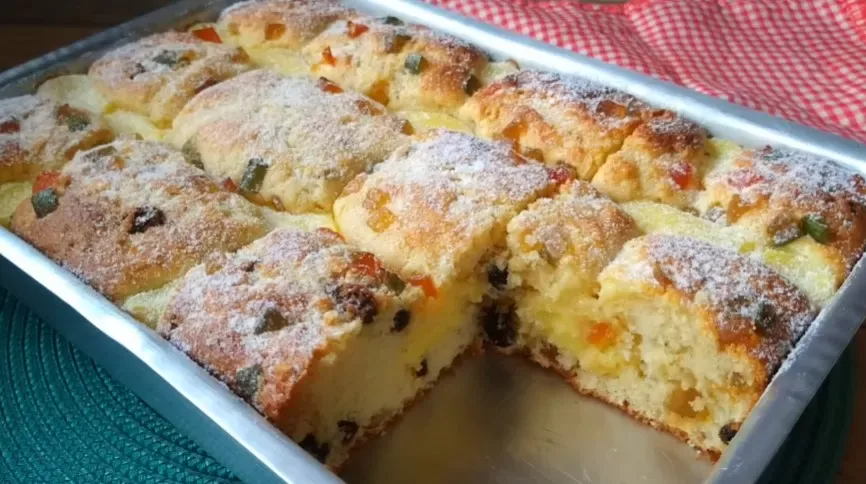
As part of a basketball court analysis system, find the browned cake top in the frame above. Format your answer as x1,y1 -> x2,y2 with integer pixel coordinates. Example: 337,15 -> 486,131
303,14 -> 488,111
10,140 -> 266,301
0,95 -> 112,183
335,129 -> 555,284
158,228 -> 415,422
705,147 -> 866,269
88,32 -> 251,124
219,0 -> 354,50
634,235 -> 814,378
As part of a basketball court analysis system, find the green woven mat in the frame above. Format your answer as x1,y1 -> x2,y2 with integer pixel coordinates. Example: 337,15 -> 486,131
0,286 -> 855,483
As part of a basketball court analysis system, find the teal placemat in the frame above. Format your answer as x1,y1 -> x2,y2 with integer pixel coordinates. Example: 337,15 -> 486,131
0,286 -> 855,483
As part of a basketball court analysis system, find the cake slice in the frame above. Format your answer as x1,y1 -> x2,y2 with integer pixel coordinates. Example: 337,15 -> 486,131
509,230 -> 814,457
157,228 -> 448,469
333,129 -> 556,375
10,139 -> 267,301
168,69 -> 412,213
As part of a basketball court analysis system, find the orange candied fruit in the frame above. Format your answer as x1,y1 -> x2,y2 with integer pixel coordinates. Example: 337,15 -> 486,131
367,208 -> 395,232
354,99 -> 383,116
400,120 -> 415,135
547,163 -> 576,186
346,21 -> 369,38
669,162 -> 694,190
367,80 -> 390,106
321,46 -> 337,66
316,227 -> 344,241
32,171 -> 65,194
408,275 -> 438,298
352,252 -> 384,278
265,23 -> 286,41
192,26 -> 222,43
317,77 -> 343,94
362,187 -> 390,210
0,119 -> 20,134
222,177 -> 240,193
587,322 -> 617,349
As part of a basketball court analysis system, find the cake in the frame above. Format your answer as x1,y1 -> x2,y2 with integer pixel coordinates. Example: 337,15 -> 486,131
3,0 -> 865,473
10,139 -> 267,301
169,69 -> 412,213
157,228 -> 457,469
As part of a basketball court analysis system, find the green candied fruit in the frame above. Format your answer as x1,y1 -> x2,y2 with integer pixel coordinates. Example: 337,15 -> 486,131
404,53 -> 425,74
801,214 -> 830,244
235,363 -> 263,400
381,16 -> 404,26
31,189 -> 59,219
181,138 -> 204,169
239,157 -> 269,193
152,50 -> 190,69
252,307 -> 289,335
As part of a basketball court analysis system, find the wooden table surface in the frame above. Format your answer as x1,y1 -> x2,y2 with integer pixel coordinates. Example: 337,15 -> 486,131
1,2 -> 862,483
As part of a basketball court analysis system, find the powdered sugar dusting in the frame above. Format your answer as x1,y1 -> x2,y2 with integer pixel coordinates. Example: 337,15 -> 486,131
635,235 -> 815,372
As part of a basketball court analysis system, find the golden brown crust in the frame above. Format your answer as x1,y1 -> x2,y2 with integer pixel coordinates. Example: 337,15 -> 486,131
701,146 -> 866,270
302,15 -> 488,113
591,111 -> 709,207
607,235 -> 814,382
0,95 -> 113,183
460,70 -> 651,179
169,69 -> 411,213
10,140 -> 267,301
88,32 -> 251,124
219,0 -> 354,51
333,130 -> 555,285
157,228 -> 414,429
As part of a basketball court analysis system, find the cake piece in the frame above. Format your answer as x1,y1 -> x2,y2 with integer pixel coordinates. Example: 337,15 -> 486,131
460,70 -> 650,179
169,70 -> 412,213
157,228 -> 464,469
0,95 -> 112,183
503,181 -> 640,352
11,139 -> 267,301
218,0 -> 353,52
590,235 -> 813,455
334,130 -> 556,367
302,14 -> 490,113
697,146 -> 866,272
88,32 -> 251,125
591,112 -> 710,207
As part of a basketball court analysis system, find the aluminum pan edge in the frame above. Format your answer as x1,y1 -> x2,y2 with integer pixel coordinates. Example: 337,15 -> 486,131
0,229 -> 343,484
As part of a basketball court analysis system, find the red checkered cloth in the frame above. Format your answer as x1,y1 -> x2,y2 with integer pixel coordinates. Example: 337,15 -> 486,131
424,0 -> 866,144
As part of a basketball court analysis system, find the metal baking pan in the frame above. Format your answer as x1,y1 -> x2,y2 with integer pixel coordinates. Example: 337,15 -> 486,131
1,0 -> 865,482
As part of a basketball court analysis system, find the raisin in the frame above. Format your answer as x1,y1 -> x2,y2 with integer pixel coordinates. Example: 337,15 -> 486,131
384,33 -> 411,54
298,434 -> 330,463
333,284 -> 377,324
719,423 -> 738,444
392,309 -> 411,332
385,271 -> 406,294
129,206 -> 166,234
129,62 -> 147,79
337,420 -> 359,443
57,104 -> 89,132
181,139 -> 204,169
31,189 -> 59,219
253,307 -> 289,335
235,364 -> 263,400
152,50 -> 189,69
463,75 -> 481,96
487,264 -> 508,290
481,298 -> 517,348
753,301 -> 775,336
413,359 -> 428,378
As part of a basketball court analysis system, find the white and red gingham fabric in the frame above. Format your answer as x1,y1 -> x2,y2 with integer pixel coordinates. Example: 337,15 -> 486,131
424,0 -> 866,144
